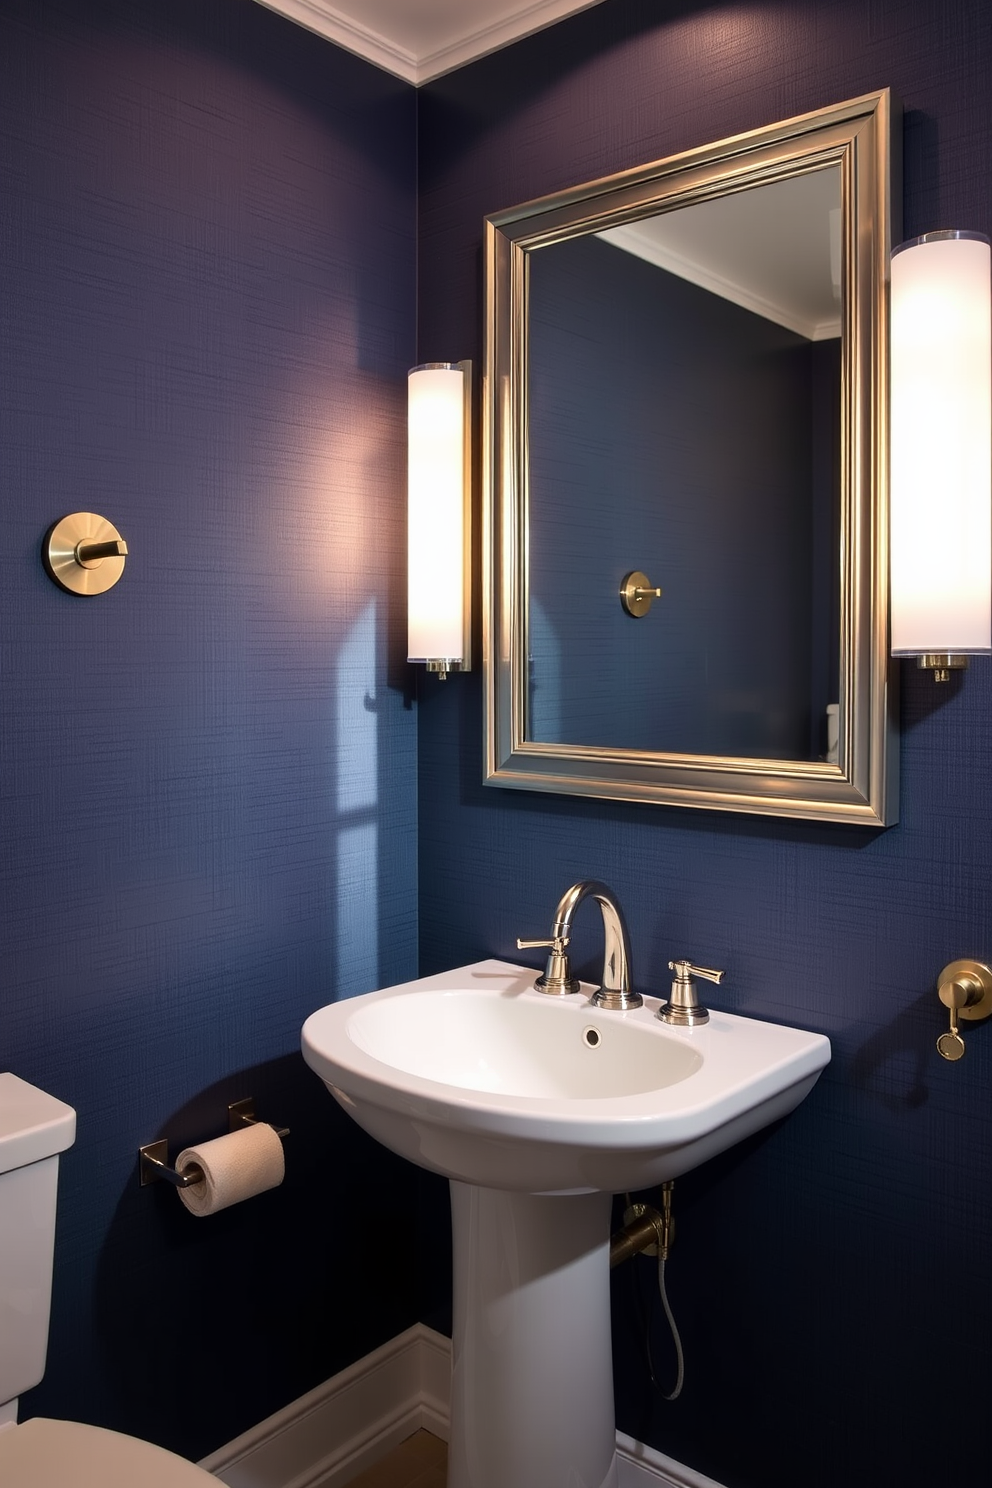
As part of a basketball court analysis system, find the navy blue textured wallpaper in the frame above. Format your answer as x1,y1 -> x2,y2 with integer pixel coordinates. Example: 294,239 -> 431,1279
1,0 -> 418,1460
4,0 -> 992,1482
417,3 -> 992,1486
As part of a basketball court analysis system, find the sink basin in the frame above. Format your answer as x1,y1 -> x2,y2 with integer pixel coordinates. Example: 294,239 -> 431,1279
302,958 -> 830,1488
301,958 -> 830,1195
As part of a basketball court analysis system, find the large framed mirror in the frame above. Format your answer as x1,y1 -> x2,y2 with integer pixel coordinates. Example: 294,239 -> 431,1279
483,90 -> 900,825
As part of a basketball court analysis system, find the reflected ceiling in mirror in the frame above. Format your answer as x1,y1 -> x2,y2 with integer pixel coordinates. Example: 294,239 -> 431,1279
484,92 -> 899,824
597,168 -> 842,339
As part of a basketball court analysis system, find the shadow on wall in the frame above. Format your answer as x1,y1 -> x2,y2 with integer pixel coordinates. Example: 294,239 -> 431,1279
90,1056 -> 422,1461
851,986 -> 947,1110
900,657 -> 965,731
91,0 -> 417,193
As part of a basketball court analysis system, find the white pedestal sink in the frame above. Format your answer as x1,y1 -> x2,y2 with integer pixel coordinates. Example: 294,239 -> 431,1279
302,960 -> 830,1488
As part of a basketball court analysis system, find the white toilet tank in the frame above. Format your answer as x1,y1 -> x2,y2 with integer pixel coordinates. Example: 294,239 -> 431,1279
0,1073 -> 76,1413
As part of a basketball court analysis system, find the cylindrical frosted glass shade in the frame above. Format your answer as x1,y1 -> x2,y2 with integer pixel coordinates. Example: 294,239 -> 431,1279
408,364 -> 469,665
890,232 -> 992,655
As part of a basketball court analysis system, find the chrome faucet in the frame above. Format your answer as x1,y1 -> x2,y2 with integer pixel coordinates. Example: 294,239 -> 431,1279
517,879 -> 643,1011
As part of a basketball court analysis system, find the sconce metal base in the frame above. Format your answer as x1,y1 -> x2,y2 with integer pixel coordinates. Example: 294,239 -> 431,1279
43,512 -> 128,596
426,659 -> 463,680
917,653 -> 969,683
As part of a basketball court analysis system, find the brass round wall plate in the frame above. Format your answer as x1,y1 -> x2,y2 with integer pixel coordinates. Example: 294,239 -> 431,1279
938,958 -> 992,1021
43,512 -> 128,596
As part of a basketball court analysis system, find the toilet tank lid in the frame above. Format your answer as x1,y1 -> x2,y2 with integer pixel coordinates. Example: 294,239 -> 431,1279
0,1074 -> 76,1175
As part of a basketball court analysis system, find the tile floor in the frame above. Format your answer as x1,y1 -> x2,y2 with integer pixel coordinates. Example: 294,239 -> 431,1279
343,1430 -> 447,1488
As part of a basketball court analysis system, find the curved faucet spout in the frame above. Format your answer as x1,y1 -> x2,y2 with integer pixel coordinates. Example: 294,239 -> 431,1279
552,880 -> 642,1012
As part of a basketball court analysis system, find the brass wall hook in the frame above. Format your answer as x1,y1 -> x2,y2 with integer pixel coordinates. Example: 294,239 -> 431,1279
43,512 -> 128,595
619,570 -> 662,618
936,958 -> 992,1061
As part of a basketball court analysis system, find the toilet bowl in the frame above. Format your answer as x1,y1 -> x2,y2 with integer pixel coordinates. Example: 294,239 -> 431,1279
0,1416 -> 218,1485
0,1073 -> 217,1485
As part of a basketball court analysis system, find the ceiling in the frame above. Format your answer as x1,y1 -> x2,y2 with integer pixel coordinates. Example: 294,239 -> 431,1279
253,0 -> 606,85
599,167 -> 844,341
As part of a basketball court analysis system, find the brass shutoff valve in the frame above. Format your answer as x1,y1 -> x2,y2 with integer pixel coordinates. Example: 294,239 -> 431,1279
936,959 -> 992,1061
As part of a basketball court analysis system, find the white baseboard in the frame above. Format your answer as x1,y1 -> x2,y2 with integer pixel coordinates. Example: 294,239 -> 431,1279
199,1324 -> 451,1488
200,1326 -> 726,1488
616,1432 -> 731,1488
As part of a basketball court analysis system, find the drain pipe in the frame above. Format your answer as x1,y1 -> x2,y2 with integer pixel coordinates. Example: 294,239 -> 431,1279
610,1183 -> 674,1268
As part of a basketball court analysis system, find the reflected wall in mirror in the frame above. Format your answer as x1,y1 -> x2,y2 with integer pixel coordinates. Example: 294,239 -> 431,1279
484,91 -> 900,824
529,169 -> 841,760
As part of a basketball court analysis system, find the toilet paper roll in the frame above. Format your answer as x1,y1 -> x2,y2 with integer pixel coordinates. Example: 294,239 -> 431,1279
175,1122 -> 285,1217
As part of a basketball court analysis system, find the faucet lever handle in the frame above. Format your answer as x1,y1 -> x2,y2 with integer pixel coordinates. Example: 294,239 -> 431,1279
658,959 -> 725,1026
669,959 -> 724,985
516,935 -> 579,996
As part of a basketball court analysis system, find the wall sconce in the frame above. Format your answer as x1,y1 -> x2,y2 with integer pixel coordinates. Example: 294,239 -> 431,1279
890,230 -> 992,681
407,361 -> 472,680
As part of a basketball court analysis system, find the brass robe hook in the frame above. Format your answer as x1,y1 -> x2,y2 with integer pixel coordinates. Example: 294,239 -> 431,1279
43,512 -> 128,595
619,570 -> 662,618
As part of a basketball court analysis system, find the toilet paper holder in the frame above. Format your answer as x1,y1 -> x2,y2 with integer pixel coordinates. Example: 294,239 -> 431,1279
139,1098 -> 289,1188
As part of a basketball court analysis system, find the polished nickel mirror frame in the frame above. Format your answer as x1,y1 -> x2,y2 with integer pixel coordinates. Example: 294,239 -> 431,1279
483,90 -> 900,825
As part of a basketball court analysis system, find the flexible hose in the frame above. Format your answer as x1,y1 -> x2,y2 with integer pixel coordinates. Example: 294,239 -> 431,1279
624,1188 -> 685,1401
656,1254 -> 685,1400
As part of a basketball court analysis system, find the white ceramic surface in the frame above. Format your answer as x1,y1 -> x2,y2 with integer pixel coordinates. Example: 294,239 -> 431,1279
301,958 -> 831,1195
0,1075 -> 76,1413
302,959 -> 831,1488
0,1073 -> 75,1176
447,1183 -> 618,1488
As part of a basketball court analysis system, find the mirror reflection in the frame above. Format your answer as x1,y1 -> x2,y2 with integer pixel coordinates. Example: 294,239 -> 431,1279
526,167 -> 842,761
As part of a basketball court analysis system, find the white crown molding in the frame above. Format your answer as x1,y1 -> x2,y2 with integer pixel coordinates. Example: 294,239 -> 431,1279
252,0 -> 605,85
253,1 -> 420,82
413,0 -> 605,84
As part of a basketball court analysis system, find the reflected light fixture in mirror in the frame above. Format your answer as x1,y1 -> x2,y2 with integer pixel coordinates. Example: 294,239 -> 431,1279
890,231 -> 992,682
407,360 -> 472,679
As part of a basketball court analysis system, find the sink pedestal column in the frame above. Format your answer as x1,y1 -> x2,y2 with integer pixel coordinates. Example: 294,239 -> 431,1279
447,1183 -> 617,1488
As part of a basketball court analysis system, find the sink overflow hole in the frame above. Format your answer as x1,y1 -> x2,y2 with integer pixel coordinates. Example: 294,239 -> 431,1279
582,1026 -> 601,1049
